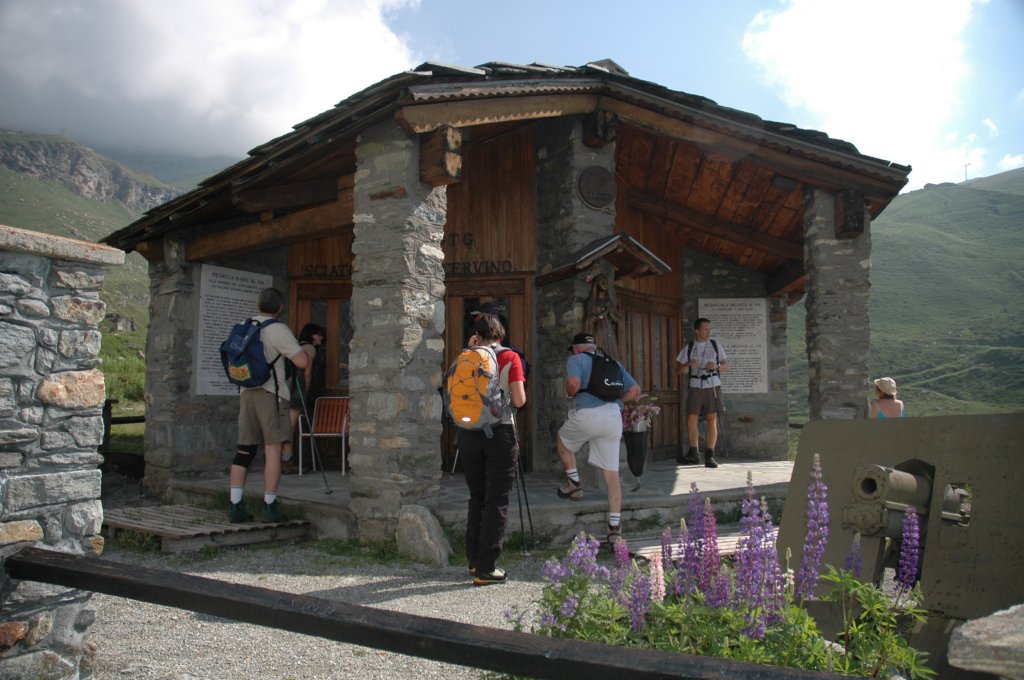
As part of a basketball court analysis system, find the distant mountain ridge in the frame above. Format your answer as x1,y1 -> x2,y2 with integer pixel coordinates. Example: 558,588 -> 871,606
0,130 -> 181,212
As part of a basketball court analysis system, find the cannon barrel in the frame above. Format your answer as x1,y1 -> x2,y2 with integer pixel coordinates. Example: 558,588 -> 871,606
852,464 -> 932,507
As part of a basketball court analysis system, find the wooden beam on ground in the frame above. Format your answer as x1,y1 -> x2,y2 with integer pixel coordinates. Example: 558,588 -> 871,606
396,94 -> 598,133
185,198 -> 352,262
628,191 -> 803,262
420,125 -> 462,186
231,177 -> 341,212
6,547 -> 838,680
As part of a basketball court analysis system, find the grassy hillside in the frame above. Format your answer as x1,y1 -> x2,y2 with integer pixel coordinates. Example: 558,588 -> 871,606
789,168 -> 1024,420
0,165 -> 149,402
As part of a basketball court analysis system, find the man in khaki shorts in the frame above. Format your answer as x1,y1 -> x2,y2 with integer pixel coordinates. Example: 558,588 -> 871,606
229,288 -> 309,523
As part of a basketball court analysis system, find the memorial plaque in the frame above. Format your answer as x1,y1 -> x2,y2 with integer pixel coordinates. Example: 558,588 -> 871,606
698,298 -> 769,394
193,265 -> 272,396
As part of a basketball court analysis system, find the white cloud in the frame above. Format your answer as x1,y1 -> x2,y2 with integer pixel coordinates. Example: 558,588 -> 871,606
997,154 -> 1024,171
982,118 -> 999,136
0,0 -> 420,156
742,0 -> 981,190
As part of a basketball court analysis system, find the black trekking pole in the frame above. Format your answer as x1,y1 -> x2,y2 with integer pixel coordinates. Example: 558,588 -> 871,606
294,377 -> 333,495
510,409 -> 534,551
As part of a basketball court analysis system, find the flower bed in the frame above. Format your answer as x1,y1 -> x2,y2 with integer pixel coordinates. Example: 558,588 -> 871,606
508,455 -> 935,678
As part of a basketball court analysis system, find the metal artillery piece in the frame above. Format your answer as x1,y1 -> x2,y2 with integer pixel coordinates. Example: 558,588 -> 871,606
776,414 -> 1024,678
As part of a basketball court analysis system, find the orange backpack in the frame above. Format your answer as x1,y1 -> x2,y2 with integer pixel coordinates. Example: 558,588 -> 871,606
443,345 -> 509,437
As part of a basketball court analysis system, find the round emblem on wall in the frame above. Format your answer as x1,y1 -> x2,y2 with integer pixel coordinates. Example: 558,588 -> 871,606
577,166 -> 615,210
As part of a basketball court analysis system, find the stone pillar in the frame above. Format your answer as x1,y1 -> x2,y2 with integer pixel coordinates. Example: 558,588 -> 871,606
803,188 -> 872,419
0,224 -> 123,679
533,118 -> 617,478
349,121 -> 446,541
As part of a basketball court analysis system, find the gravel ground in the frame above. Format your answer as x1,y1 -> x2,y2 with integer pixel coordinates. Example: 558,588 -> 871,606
91,472 -> 550,680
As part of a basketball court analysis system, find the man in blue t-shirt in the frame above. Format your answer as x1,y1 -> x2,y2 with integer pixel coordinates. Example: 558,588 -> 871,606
556,332 -> 641,546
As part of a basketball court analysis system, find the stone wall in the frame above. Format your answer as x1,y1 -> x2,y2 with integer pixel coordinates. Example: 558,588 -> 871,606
0,224 -> 123,679
141,237 -> 287,494
802,188 -> 872,420
682,250 -> 789,459
532,118 -> 618,476
348,120 -> 447,541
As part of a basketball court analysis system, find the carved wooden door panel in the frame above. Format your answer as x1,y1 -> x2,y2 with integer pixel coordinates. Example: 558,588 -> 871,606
616,288 -> 683,459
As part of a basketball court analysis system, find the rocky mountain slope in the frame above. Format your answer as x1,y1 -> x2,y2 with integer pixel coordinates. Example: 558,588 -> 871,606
0,131 -> 179,213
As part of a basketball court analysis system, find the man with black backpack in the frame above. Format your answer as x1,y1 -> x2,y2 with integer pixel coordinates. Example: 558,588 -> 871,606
555,333 -> 640,547
676,317 -> 729,468
227,288 -> 309,523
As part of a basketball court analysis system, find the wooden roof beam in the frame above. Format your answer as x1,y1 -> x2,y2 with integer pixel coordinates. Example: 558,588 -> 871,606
603,98 -> 904,200
767,262 -> 807,298
395,94 -> 598,133
185,199 -> 352,262
231,176 -> 343,213
628,190 -> 803,262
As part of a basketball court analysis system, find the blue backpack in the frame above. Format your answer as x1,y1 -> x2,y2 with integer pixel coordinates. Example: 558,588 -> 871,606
220,318 -> 281,388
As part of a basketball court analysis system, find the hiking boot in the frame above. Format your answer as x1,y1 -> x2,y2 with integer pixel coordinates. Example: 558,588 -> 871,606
260,499 -> 288,523
473,567 -> 507,586
228,501 -> 252,523
678,447 -> 700,465
607,524 -> 625,547
556,478 -> 583,501
704,449 -> 719,469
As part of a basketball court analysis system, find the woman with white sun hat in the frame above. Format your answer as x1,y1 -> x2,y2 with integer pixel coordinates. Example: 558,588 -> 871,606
869,376 -> 906,419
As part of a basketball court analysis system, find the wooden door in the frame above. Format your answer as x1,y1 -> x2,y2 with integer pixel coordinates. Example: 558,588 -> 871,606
290,281 -> 353,397
442,278 -> 532,472
616,288 -> 683,459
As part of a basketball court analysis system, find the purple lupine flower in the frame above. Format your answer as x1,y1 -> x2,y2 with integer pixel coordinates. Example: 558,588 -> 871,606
675,484 -> 704,597
697,497 -> 722,598
629,571 -> 651,632
610,539 -> 631,599
560,595 -> 579,619
649,552 -> 666,603
759,496 -> 788,624
660,526 -> 674,567
896,506 -> 921,591
844,532 -> 863,578
794,453 -> 830,601
733,472 -> 764,610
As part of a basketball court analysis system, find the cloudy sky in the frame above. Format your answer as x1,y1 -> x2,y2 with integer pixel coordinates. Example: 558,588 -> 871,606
1,0 -> 1020,190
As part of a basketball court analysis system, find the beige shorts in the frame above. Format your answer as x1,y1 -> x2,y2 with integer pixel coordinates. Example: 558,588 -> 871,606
238,389 -> 291,445
686,386 -> 719,416
557,402 -> 623,472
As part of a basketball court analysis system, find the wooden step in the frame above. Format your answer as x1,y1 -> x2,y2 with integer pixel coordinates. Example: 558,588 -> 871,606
103,505 -> 310,553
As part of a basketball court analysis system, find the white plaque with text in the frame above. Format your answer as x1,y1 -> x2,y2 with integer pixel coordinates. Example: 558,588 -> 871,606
194,265 -> 273,396
698,298 -> 768,394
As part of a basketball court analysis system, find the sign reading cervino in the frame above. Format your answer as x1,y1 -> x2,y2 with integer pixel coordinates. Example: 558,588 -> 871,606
194,265 -> 272,396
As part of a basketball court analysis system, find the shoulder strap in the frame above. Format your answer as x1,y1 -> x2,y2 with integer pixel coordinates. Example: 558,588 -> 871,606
710,339 -> 719,359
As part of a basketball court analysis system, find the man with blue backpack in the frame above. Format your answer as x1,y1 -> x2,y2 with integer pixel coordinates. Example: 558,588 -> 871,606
222,288 -> 309,523
555,332 -> 640,547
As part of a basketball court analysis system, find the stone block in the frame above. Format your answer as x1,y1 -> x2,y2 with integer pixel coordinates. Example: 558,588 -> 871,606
0,322 -> 36,368
50,269 -> 103,290
948,603 -> 1024,679
0,272 -> 33,296
0,520 -> 44,544
15,298 -> 50,318
37,370 -> 105,409
50,296 -> 105,326
395,505 -> 451,566
4,470 -> 101,512
58,330 -> 101,359
0,428 -> 38,446
0,621 -> 27,654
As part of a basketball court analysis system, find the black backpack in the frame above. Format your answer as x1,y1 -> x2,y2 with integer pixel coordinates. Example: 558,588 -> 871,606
581,351 -> 625,401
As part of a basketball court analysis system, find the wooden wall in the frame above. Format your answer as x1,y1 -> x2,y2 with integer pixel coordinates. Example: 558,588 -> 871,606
444,126 -> 536,277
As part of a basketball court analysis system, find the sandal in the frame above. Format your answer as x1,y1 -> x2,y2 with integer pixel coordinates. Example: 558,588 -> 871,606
556,479 -> 583,501
607,524 -> 624,546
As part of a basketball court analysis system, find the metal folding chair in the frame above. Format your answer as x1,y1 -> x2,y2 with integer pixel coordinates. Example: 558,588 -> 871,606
298,396 -> 350,476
